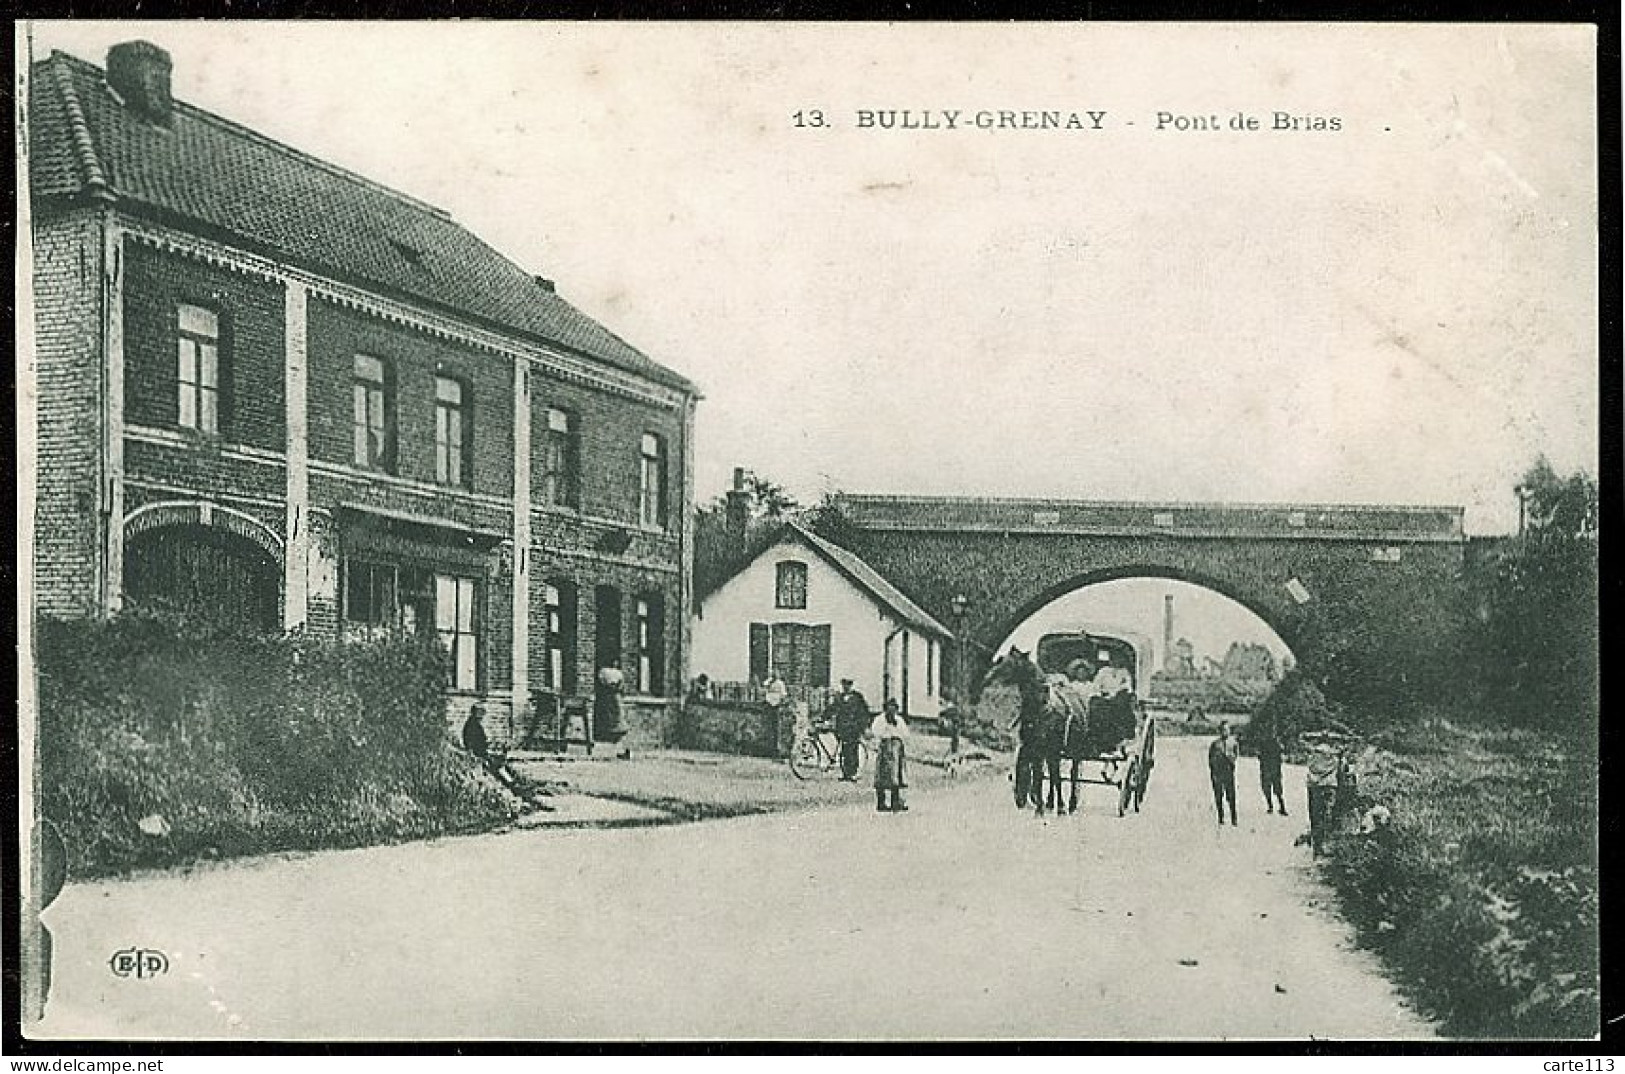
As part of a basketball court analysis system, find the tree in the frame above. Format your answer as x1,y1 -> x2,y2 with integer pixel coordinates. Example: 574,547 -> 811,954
693,472 -> 805,599
1471,458 -> 1598,734
738,473 -> 799,519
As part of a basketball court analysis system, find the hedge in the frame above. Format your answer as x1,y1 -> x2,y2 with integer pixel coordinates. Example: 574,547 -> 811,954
36,609 -> 517,878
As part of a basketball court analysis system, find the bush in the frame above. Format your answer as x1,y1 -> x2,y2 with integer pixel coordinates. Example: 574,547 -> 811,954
1240,670 -> 1342,757
37,609 -> 517,878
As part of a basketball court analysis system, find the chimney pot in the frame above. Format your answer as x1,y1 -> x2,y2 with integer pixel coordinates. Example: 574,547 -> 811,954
534,276 -> 555,293
107,40 -> 174,125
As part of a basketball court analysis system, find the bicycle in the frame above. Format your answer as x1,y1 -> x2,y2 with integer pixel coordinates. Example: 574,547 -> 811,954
788,722 -> 868,780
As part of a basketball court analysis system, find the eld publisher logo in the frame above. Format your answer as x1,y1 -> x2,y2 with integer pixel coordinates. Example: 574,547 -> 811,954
109,948 -> 170,979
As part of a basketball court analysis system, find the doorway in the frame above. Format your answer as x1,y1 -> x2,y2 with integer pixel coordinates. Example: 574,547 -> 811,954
594,585 -> 624,741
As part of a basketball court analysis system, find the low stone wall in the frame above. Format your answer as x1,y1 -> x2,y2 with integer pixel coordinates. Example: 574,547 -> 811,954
620,697 -> 677,752
673,699 -> 788,759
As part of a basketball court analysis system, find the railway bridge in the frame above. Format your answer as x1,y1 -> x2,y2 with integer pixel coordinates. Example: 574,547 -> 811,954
829,494 -> 1468,700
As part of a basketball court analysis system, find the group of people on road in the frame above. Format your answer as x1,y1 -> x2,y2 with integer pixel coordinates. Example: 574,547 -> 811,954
757,673 -> 911,813
1207,715 -> 1360,854
825,678 -> 910,812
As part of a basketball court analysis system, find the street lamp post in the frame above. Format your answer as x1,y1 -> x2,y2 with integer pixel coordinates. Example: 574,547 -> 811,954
950,593 -> 970,756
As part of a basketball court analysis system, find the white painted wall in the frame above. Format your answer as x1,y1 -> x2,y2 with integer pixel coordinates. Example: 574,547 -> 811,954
692,537 -> 942,717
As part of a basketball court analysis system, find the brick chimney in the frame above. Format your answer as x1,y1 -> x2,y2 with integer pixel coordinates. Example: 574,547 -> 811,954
107,41 -> 174,126
725,468 -> 752,549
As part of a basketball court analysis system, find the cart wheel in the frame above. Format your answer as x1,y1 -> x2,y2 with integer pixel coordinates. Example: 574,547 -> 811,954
1118,759 -> 1135,817
1133,720 -> 1158,810
789,737 -> 819,780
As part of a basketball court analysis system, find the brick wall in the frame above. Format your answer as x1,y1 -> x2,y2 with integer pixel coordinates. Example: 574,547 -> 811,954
845,527 -> 1467,699
527,557 -> 682,703
124,437 -> 288,506
530,380 -> 685,534
307,298 -> 514,496
37,220 -> 693,742
31,208 -> 105,619
123,242 -> 286,452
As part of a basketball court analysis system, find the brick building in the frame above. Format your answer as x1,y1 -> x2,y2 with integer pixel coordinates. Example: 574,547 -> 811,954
27,41 -> 700,745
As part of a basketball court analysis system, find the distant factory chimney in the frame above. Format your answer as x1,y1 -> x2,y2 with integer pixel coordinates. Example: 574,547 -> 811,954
1163,594 -> 1176,674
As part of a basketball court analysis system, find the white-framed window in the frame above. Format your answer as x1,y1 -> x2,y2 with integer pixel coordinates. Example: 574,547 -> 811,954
436,574 -> 480,692
636,594 -> 665,695
639,432 -> 667,529
343,560 -> 481,692
543,580 -> 578,693
435,375 -> 471,489
176,303 -> 221,434
353,354 -> 393,471
775,560 -> 808,609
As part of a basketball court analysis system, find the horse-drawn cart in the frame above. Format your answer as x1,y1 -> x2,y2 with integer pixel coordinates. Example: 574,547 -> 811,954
1075,701 -> 1158,816
985,630 -> 1159,817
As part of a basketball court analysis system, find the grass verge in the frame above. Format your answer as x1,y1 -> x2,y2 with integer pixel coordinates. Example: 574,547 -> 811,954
1318,716 -> 1597,1038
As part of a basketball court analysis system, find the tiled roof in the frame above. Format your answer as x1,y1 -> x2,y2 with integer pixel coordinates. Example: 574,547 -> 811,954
786,524 -> 953,639
28,49 -> 696,394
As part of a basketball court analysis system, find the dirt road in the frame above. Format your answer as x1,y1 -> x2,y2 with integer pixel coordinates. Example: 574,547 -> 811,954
34,737 -> 1434,1040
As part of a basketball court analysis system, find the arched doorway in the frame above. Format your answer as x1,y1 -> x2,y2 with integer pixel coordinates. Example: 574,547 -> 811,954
124,523 -> 280,632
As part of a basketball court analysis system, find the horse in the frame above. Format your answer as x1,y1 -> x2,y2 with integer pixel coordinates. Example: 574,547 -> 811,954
982,649 -> 1094,815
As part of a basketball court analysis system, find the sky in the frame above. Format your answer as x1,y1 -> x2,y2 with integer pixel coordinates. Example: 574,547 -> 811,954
1002,578 -> 1293,672
25,21 -> 1599,541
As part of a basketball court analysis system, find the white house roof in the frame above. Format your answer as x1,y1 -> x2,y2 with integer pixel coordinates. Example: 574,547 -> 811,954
782,524 -> 954,639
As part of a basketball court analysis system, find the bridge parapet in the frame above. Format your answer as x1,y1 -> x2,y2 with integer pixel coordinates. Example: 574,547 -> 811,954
835,494 -> 1464,544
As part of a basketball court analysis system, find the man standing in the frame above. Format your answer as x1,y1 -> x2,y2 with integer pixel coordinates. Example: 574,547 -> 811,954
1208,720 -> 1240,826
1257,716 -> 1288,815
831,677 -> 871,781
1302,728 -> 1354,856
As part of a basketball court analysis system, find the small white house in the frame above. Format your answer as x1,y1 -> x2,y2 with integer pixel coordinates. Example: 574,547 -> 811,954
692,524 -> 953,718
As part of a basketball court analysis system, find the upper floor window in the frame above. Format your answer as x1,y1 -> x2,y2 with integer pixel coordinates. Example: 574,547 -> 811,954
176,303 -> 221,434
775,561 -> 808,609
639,432 -> 668,529
541,407 -> 581,509
435,375 -> 471,489
353,354 -> 394,472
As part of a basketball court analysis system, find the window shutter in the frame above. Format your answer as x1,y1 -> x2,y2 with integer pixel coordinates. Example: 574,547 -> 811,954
749,623 -> 769,681
561,582 -> 579,694
649,595 -> 666,695
810,624 -> 832,688
215,308 -> 234,439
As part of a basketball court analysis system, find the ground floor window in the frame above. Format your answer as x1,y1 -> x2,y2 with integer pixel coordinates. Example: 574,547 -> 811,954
436,575 -> 479,692
749,622 -> 831,687
344,559 -> 481,691
636,594 -> 666,695
542,580 -> 579,694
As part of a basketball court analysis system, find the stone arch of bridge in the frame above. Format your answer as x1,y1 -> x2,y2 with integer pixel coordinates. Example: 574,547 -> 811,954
970,562 -> 1305,697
